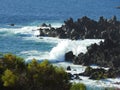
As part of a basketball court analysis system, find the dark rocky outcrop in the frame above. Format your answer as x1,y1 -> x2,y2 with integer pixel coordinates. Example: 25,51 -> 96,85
80,66 -> 108,80
71,38 -> 120,78
80,66 -> 120,80
9,24 -> 15,26
37,16 -> 120,40
73,39 -> 120,68
66,66 -> 71,71
38,16 -> 120,79
64,38 -> 120,79
116,6 -> 120,9
81,66 -> 107,80
65,51 -> 75,62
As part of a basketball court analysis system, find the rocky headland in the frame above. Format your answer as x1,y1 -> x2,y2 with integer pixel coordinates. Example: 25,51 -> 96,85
37,16 -> 120,40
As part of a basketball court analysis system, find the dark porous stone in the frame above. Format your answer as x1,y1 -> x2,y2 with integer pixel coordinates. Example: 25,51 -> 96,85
37,16 -> 120,79
10,24 -> 15,26
37,16 -> 120,41
65,51 -> 75,62
66,66 -> 71,71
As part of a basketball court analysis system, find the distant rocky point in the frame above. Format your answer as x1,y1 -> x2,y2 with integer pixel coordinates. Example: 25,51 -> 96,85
116,6 -> 120,9
37,16 -> 120,40
9,23 -> 15,26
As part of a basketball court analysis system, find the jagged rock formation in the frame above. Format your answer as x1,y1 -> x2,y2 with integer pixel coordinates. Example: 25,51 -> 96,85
73,39 -> 120,68
80,66 -> 120,80
65,38 -> 120,78
37,16 -> 120,40
38,16 -> 120,78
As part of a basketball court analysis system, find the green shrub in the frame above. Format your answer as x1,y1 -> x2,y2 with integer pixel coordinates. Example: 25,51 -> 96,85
70,83 -> 86,90
0,54 -> 71,90
26,59 -> 71,90
3,53 -> 25,71
2,69 -> 18,87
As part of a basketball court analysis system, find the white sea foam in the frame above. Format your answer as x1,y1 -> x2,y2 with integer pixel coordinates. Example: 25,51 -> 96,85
18,38 -> 103,62
55,62 -> 120,89
50,22 -> 63,28
0,26 -> 103,62
1,25 -> 119,89
0,26 -> 38,37
23,36 -> 61,44
19,50 -> 49,62
49,39 -> 103,61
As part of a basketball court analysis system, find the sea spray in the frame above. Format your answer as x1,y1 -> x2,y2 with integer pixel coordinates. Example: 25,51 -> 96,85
49,39 -> 103,62
0,25 -> 103,62
49,40 -> 71,61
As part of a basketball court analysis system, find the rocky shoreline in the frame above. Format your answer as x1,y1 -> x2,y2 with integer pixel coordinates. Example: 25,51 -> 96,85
37,16 -> 120,81
37,16 -> 120,40
65,38 -> 120,80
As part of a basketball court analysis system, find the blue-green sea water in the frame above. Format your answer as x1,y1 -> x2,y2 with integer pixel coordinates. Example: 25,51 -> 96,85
0,0 -> 120,89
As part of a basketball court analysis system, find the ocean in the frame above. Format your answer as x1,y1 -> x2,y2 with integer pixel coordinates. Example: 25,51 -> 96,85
0,0 -> 120,89
0,0 -> 120,26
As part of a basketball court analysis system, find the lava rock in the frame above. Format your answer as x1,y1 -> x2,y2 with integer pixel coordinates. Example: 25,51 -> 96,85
37,16 -> 120,40
65,51 -> 75,62
10,24 -> 15,26
66,66 -> 71,71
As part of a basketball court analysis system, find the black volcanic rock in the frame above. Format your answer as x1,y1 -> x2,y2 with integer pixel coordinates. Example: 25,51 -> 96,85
73,39 -> 120,68
37,16 -> 120,78
65,51 -> 75,62
66,66 -> 71,71
116,6 -> 120,9
37,16 -> 120,40
80,66 -> 120,80
9,24 -> 15,26
72,38 -> 120,78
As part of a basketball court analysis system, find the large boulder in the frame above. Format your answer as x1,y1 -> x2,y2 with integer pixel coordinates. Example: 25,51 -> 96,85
65,51 -> 75,62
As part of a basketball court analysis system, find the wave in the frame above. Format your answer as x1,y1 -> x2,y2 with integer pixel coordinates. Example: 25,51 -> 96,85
19,50 -> 49,62
0,25 -> 103,63
49,39 -> 103,62
0,26 -> 36,36
0,22 -> 62,37
18,39 -> 103,62
49,22 -> 63,28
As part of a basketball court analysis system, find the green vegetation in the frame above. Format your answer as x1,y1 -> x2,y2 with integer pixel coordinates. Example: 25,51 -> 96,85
2,69 -> 18,87
0,53 -> 71,90
1,53 -> 118,90
70,83 -> 86,90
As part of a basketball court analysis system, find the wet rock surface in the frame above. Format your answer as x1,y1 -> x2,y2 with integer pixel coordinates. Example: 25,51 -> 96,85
65,51 -> 75,62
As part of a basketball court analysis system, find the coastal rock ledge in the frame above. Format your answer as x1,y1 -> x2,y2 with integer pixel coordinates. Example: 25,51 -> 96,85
37,16 -> 120,40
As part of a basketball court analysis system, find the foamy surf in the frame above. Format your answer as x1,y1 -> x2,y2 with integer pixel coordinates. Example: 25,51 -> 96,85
0,25 -> 103,62
48,39 -> 103,62
19,50 -> 50,62
1,25 -> 120,90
